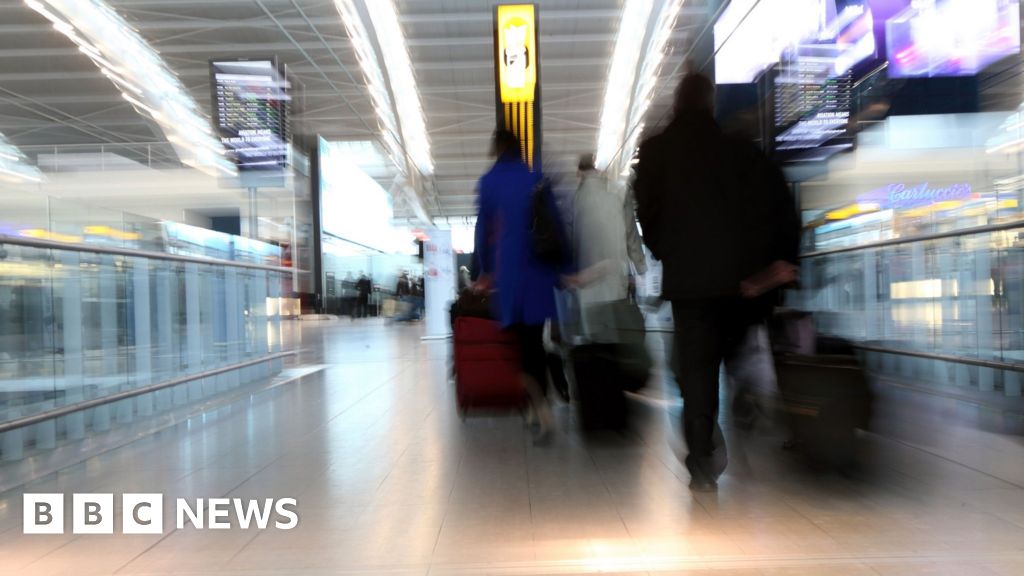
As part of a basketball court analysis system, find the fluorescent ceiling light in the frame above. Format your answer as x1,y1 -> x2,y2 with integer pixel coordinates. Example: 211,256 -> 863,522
365,1 -> 432,176
596,0 -> 686,175
25,0 -> 234,178
595,0 -> 654,171
334,0 -> 435,222
335,0 -> 432,177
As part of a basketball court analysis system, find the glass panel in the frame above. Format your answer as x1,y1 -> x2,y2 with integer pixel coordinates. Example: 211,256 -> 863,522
802,224 -> 1024,395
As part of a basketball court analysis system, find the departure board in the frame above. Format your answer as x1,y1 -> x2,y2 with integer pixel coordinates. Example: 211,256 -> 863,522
210,59 -> 290,171
773,52 -> 854,162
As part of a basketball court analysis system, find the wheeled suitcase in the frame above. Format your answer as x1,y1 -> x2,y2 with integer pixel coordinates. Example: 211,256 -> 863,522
773,347 -> 872,469
453,316 -> 526,415
570,344 -> 628,430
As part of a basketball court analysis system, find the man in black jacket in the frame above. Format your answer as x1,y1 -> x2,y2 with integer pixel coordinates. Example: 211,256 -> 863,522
634,73 -> 800,490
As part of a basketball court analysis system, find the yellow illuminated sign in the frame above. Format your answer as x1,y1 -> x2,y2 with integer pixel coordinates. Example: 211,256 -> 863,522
497,5 -> 537,103
84,225 -> 141,241
824,202 -> 880,221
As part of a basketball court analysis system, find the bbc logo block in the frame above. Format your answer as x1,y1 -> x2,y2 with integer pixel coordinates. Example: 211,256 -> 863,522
122,493 -> 163,534
25,493 -> 161,535
24,494 -> 298,534
23,494 -> 64,534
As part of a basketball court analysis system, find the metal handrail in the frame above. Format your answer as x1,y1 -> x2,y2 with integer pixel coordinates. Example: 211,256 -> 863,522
852,343 -> 1024,372
644,327 -> 1024,372
0,350 -> 298,434
801,217 -> 1024,258
0,233 -> 301,274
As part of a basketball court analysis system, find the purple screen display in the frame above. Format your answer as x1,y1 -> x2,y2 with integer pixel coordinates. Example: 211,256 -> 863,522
869,0 -> 1020,78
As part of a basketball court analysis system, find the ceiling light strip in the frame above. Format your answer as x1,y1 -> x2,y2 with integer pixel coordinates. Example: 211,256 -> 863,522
617,0 -> 686,177
595,0 -> 654,171
365,0 -> 433,176
334,0 -> 407,177
25,0 -> 234,178
334,0 -> 435,223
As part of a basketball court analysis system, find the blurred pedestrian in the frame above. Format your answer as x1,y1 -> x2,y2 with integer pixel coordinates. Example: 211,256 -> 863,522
355,272 -> 371,319
634,72 -> 800,490
570,153 -> 647,338
474,129 -> 566,443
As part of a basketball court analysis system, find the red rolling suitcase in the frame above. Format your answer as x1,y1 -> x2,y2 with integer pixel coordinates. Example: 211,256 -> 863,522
453,316 -> 526,416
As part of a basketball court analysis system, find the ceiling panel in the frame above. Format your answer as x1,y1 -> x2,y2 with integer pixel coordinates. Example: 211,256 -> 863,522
0,0 -> 713,218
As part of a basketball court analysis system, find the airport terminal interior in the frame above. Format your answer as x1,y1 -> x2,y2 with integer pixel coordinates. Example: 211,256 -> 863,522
2,0 -> 1024,574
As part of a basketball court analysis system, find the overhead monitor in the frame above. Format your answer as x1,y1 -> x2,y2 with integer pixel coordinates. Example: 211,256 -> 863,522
210,59 -> 290,171
715,0 -> 877,84
881,0 -> 1020,78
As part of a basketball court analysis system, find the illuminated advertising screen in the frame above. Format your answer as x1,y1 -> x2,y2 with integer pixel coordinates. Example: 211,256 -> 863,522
210,59 -> 290,170
496,4 -> 537,104
881,0 -> 1020,78
494,4 -> 539,169
715,0 -> 877,84
318,137 -> 396,253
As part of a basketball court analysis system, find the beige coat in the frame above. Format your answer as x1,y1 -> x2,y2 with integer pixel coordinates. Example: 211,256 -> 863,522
572,172 -> 647,339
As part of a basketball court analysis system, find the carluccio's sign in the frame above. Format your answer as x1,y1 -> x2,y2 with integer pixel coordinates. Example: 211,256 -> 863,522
495,4 -> 540,169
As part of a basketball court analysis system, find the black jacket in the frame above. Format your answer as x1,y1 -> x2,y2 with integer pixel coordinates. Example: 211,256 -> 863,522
634,111 -> 799,301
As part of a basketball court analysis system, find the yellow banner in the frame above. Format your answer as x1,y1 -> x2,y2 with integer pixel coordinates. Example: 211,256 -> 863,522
496,4 -> 537,103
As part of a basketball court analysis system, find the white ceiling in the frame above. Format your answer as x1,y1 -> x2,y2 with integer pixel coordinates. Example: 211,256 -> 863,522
0,0 -> 713,219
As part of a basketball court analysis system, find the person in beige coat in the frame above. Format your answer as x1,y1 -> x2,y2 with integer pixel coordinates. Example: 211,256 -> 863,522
570,154 -> 647,342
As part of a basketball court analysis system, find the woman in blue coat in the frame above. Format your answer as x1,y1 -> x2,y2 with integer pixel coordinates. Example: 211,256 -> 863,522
474,129 -> 564,443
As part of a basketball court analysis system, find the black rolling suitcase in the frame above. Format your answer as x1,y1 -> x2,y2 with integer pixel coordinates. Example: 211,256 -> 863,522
570,344 -> 628,430
773,336 -> 873,469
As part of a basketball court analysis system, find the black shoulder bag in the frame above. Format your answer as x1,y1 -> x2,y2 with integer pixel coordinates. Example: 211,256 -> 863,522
530,178 -> 568,266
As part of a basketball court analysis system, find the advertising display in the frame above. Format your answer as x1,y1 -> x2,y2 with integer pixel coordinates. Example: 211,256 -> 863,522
422,229 -> 456,339
318,137 -> 396,253
496,4 -> 537,104
857,181 -> 976,210
494,4 -> 540,168
715,0 -> 877,84
882,0 -> 1020,78
210,59 -> 290,170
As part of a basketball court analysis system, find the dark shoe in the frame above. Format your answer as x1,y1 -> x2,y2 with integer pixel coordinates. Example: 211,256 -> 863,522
689,475 -> 718,492
685,455 -> 719,492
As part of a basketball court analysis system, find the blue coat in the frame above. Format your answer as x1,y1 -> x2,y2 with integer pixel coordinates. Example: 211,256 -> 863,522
475,155 -> 563,328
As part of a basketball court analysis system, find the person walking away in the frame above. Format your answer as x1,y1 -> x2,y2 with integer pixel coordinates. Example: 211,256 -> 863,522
393,271 -> 412,321
474,129 -> 567,443
356,272 -> 372,319
413,276 -> 425,320
634,73 -> 800,490
570,153 -> 648,339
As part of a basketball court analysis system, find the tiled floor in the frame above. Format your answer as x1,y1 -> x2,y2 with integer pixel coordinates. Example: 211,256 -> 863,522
2,319 -> 1024,575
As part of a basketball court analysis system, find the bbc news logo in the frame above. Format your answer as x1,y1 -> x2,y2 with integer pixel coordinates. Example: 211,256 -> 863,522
24,494 -> 299,534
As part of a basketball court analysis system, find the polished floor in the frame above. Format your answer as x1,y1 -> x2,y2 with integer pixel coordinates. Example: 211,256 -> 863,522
2,318 -> 1024,576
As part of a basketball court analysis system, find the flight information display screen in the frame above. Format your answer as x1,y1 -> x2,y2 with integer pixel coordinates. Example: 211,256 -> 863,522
210,59 -> 290,171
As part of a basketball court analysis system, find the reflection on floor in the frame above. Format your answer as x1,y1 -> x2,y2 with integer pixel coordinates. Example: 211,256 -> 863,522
1,318 -> 1023,576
